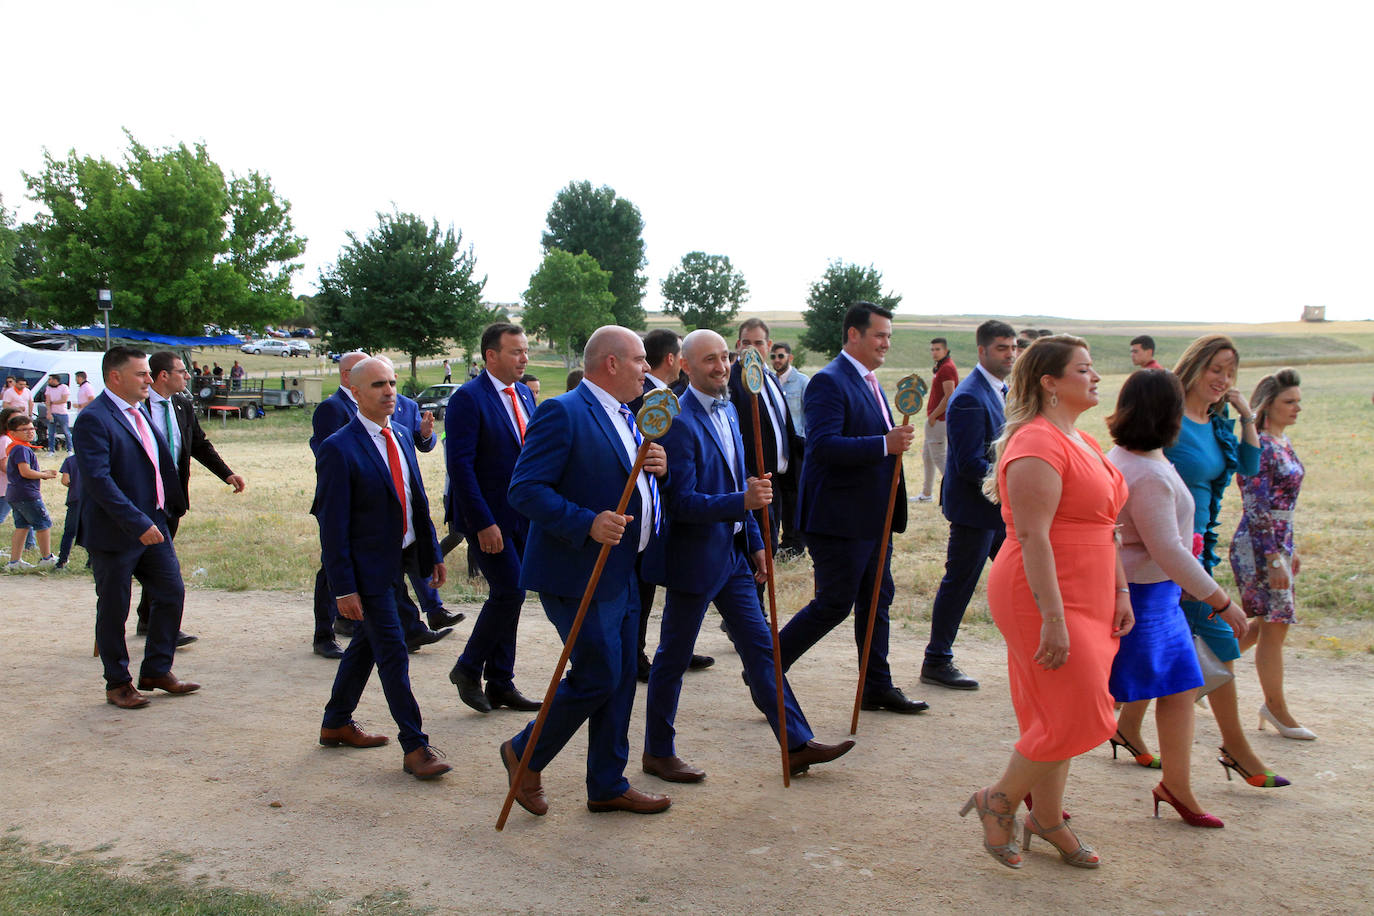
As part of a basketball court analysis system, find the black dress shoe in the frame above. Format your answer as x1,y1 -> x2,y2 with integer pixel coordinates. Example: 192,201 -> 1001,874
313,639 -> 344,659
788,738 -> 856,775
486,684 -> 542,711
428,608 -> 467,629
333,618 -> 356,638
406,626 -> 454,652
449,667 -> 491,713
637,653 -> 652,683
688,654 -> 715,671
176,631 -> 199,647
920,662 -> 979,690
861,686 -> 930,714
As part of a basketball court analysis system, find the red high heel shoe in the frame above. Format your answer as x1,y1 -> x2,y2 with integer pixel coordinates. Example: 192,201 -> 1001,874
1152,782 -> 1223,828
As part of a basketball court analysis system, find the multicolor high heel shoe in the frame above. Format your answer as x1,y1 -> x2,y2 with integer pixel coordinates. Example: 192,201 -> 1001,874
1021,811 -> 1100,868
1217,747 -> 1291,788
959,789 -> 1023,869
1259,704 -> 1317,741
1152,782 -> 1224,828
1109,730 -> 1161,769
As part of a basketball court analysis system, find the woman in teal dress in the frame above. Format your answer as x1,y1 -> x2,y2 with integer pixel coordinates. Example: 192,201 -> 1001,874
1113,335 -> 1289,788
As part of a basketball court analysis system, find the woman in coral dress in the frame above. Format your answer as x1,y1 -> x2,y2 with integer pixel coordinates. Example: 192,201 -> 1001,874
960,336 -> 1131,870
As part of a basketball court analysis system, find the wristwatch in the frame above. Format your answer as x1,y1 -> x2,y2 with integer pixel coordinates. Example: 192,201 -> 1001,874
1269,558 -> 1284,569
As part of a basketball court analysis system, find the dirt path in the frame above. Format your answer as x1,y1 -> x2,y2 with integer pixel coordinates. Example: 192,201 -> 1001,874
4,579 -> 1370,914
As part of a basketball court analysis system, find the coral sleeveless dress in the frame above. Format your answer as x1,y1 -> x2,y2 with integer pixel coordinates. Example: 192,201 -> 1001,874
987,417 -> 1129,761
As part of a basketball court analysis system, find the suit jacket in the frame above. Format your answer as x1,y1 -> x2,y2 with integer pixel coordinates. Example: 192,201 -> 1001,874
941,368 -> 1005,530
797,354 -> 906,539
152,392 -> 234,507
509,383 -> 658,602
71,392 -> 186,551
395,394 -> 437,453
443,375 -> 534,537
729,360 -> 801,479
310,388 -> 433,458
642,391 -> 763,597
313,415 -> 442,598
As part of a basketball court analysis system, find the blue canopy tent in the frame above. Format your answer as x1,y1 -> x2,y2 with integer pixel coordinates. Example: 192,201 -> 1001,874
50,327 -> 245,347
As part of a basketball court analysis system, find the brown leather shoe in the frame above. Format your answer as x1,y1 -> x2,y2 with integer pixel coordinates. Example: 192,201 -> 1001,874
587,786 -> 671,814
789,738 -> 856,775
136,673 -> 201,695
402,745 -> 452,780
320,722 -> 389,748
642,752 -> 706,783
500,739 -> 548,816
106,682 -> 150,709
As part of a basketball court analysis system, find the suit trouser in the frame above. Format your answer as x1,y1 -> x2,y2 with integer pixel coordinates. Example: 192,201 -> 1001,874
921,420 -> 947,497
314,557 -> 430,643
510,577 -> 637,802
322,560 -> 428,753
635,561 -> 656,658
453,528 -> 526,691
924,523 -> 1004,665
135,514 -> 181,625
779,531 -> 895,693
646,547 -> 813,757
90,512 -> 184,688
57,502 -> 79,566
776,465 -> 805,553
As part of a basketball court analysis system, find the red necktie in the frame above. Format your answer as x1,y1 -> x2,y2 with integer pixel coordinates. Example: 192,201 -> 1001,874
128,407 -> 165,510
504,387 -> 526,443
380,426 -> 408,537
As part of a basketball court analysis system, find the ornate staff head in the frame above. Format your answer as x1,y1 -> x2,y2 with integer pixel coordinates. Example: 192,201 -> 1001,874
893,373 -> 928,418
636,388 -> 680,440
740,346 -> 766,395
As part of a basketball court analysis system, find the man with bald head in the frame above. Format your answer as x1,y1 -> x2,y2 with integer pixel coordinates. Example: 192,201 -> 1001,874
640,330 -> 853,782
313,358 -> 450,779
500,326 -> 672,818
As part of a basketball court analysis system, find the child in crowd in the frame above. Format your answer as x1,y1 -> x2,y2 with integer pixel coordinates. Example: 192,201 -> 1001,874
0,406 -> 38,558
56,452 -> 82,569
5,414 -> 59,570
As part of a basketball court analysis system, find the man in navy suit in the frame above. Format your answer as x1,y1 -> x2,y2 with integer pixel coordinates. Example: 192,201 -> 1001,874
314,357 -> 451,780
920,320 -> 1017,690
73,346 -> 198,709
500,326 -> 671,818
444,323 -> 541,714
641,330 -> 854,782
308,352 -> 452,658
778,302 -> 927,714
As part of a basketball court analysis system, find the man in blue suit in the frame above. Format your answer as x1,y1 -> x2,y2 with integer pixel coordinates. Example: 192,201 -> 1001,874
444,322 -> 540,714
308,352 -> 453,658
778,302 -> 927,714
500,326 -> 671,818
74,346 -> 198,709
314,357 -> 451,780
920,320 -> 1017,690
641,330 -> 854,782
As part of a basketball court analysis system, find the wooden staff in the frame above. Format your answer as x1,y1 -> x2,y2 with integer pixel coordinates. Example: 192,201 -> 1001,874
740,348 -> 790,786
496,438 -> 657,831
850,374 -> 923,735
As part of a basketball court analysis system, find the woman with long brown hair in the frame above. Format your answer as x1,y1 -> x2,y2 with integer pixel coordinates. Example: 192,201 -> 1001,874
960,336 -> 1131,869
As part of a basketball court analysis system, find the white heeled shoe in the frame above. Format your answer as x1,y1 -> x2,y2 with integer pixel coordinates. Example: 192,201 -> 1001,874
1259,704 -> 1317,740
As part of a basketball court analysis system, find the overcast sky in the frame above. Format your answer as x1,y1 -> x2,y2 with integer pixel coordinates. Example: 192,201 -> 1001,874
4,1 -> 1372,323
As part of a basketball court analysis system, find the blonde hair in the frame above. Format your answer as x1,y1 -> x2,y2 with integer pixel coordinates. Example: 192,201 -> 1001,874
981,334 -> 1089,503
1173,335 -> 1238,416
1249,367 -> 1301,431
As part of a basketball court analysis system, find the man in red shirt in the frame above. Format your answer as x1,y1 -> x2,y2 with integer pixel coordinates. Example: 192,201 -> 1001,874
1130,335 -> 1163,370
916,338 -> 958,502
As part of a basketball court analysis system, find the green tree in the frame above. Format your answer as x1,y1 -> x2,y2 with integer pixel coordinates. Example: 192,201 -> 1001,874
541,180 -> 647,329
316,209 -> 486,383
522,249 -> 615,367
800,260 -> 902,359
660,251 -> 748,332
0,196 -> 42,321
21,131 -> 304,335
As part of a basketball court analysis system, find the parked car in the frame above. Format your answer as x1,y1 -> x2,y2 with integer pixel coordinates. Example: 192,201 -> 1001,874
414,383 -> 459,420
286,339 -> 312,356
288,328 -> 316,338
240,338 -> 297,356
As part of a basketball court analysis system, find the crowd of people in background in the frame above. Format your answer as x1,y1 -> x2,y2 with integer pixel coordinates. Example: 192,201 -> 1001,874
1,316 -> 1318,866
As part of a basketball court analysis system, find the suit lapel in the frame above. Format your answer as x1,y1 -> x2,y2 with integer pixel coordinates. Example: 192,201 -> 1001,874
579,385 -> 632,473
479,377 -> 522,447
688,394 -> 732,476
841,358 -> 889,430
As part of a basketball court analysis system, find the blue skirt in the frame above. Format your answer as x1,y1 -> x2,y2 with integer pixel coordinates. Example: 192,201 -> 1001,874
1109,581 -> 1204,702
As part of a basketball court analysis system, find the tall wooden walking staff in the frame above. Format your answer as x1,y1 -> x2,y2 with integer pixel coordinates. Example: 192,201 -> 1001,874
739,347 -> 791,786
496,389 -> 680,831
850,373 -> 925,736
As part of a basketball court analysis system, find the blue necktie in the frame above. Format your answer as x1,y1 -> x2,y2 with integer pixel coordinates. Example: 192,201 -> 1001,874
618,406 -> 660,534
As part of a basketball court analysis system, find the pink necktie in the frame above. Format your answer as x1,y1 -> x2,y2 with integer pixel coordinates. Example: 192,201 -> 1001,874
128,406 -> 165,510
865,372 -> 892,430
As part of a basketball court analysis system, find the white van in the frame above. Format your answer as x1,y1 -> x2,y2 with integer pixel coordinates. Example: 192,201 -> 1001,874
0,348 -> 107,447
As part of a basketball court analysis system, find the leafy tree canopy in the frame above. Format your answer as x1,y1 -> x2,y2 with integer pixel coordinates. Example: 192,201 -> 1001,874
800,259 -> 902,359
660,251 -> 748,333
21,131 -> 305,335
542,180 -> 647,330
522,248 -> 615,367
316,209 -> 487,382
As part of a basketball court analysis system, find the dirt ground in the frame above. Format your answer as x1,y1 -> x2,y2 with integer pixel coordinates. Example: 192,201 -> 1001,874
5,577 -> 1371,915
